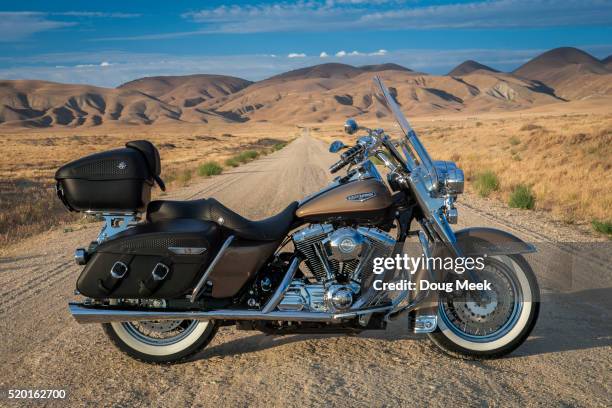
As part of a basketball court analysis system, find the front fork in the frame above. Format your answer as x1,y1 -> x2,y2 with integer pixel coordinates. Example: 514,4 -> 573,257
385,214 -> 479,334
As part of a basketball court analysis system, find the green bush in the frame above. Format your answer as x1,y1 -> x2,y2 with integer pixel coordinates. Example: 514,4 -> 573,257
197,161 -> 223,177
474,170 -> 500,197
509,136 -> 521,146
591,219 -> 612,236
237,150 -> 259,163
225,157 -> 240,167
272,142 -> 287,151
509,184 -> 536,209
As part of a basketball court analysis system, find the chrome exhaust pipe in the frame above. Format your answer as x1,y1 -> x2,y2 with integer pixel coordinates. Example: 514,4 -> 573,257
70,302 -> 339,324
68,302 -> 393,324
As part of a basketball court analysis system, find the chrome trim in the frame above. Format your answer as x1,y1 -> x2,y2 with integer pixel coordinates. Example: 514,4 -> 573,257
68,302 -> 395,324
110,261 -> 128,279
74,248 -> 88,265
168,247 -> 207,255
261,257 -> 299,313
313,242 -> 334,281
414,315 -> 438,334
190,235 -> 235,303
91,213 -> 138,243
384,230 -> 434,321
152,263 -> 170,281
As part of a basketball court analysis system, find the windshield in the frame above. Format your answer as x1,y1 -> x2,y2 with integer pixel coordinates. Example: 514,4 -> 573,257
372,76 -> 438,186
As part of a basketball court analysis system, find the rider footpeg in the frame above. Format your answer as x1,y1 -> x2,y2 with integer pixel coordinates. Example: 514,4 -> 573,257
414,315 -> 438,333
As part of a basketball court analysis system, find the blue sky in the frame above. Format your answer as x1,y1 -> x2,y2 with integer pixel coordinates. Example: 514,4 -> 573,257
1,0 -> 611,87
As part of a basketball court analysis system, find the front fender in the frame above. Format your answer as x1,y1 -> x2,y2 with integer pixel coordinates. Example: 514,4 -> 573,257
453,227 -> 536,256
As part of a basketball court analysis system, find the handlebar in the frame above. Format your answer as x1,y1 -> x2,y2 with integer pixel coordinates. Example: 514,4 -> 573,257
330,144 -> 364,173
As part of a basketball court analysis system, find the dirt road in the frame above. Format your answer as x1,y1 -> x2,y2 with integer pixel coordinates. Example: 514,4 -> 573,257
1,134 -> 610,407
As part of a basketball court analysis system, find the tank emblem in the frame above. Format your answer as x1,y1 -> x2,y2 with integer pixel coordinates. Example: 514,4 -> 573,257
346,192 -> 377,202
117,161 -> 127,170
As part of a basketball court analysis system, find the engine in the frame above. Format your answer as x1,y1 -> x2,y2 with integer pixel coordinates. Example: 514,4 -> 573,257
279,224 -> 396,313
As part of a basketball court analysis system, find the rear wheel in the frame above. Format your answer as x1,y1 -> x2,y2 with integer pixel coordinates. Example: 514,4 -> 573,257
428,254 -> 539,359
103,319 -> 217,364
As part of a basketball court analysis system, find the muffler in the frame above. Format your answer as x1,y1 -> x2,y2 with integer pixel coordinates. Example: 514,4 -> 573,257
68,302 -> 393,324
70,302 -> 337,324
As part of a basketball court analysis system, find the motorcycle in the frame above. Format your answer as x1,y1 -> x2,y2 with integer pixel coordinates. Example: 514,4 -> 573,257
57,77 -> 539,363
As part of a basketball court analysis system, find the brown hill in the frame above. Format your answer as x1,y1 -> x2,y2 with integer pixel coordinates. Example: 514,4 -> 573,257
118,74 -> 252,107
0,77 -> 249,128
1,48 -> 610,129
514,47 -> 608,77
513,47 -> 611,99
209,69 -> 563,124
359,63 -> 412,72
603,55 -> 612,67
448,60 -> 499,76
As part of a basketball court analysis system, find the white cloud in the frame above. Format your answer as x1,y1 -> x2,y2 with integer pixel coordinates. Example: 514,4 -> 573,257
288,53 -> 306,58
2,45 -> 611,87
51,12 -> 141,18
320,51 -> 329,58
370,49 -> 387,56
0,11 -> 141,42
171,0 -> 612,35
335,50 -> 347,57
0,12 -> 76,42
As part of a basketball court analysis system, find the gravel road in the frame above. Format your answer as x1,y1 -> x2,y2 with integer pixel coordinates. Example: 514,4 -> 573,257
1,133 -> 610,407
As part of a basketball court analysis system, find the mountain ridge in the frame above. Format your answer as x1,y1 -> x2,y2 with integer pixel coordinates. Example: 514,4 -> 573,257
1,47 -> 610,128
448,60 -> 499,76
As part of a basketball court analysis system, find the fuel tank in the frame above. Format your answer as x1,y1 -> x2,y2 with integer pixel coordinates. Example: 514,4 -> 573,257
296,178 -> 393,223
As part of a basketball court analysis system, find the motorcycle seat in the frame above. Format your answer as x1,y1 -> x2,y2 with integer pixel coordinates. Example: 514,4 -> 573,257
146,198 -> 298,241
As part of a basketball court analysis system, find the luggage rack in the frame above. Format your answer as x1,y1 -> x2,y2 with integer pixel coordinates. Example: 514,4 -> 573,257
84,211 -> 140,243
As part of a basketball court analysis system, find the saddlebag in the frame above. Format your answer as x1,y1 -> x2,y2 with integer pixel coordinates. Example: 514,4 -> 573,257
76,219 -> 221,299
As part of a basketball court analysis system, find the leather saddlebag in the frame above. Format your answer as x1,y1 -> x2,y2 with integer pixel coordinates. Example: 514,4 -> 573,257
76,219 -> 221,299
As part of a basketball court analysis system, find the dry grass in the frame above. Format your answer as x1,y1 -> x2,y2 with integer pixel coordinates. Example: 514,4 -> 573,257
0,180 -> 79,246
312,110 -> 612,231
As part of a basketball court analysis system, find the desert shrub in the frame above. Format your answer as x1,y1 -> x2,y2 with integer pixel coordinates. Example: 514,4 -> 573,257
237,150 -> 259,163
225,157 -> 240,167
520,123 -> 543,132
273,142 -> 287,151
509,184 -> 536,209
474,170 -> 500,197
197,161 -> 222,177
591,220 -> 612,236
509,136 -> 521,146
178,169 -> 192,185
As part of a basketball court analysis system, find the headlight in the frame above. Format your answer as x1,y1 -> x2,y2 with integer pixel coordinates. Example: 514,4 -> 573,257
433,161 -> 464,196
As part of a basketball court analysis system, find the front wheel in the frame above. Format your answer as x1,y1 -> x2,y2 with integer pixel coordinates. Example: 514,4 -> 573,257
428,254 -> 539,359
103,319 -> 217,364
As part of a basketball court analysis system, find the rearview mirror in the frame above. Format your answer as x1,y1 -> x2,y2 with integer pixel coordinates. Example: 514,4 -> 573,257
344,119 -> 358,135
329,140 -> 346,153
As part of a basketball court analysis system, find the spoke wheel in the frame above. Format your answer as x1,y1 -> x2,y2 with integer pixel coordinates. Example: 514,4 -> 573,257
439,259 -> 522,342
102,300 -> 217,364
429,254 -> 539,359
